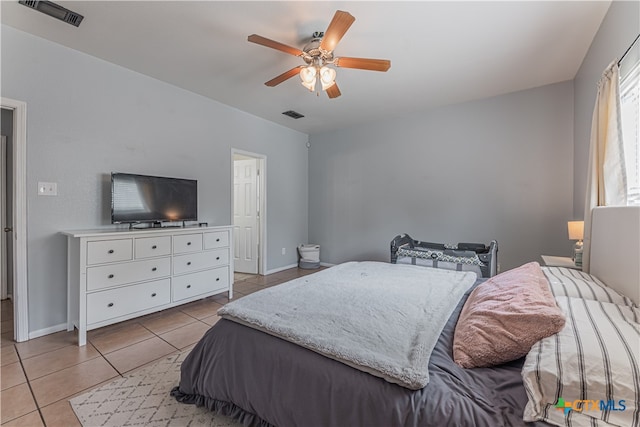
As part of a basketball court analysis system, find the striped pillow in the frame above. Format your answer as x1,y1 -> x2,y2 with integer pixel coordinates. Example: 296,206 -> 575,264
522,296 -> 639,427
542,266 -> 637,308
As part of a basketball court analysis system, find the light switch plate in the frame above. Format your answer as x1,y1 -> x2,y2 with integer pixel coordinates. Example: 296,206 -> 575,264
38,182 -> 57,196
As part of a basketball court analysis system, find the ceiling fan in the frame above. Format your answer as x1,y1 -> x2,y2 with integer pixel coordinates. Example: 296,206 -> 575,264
248,10 -> 391,99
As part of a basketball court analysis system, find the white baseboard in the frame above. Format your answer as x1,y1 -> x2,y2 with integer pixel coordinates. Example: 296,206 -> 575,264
265,263 -> 299,275
29,323 -> 68,340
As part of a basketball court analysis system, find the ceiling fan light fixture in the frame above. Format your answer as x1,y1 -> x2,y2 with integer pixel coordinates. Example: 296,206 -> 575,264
320,66 -> 337,91
248,10 -> 390,99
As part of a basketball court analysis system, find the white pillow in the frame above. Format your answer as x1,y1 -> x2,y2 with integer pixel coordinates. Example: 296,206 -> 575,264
522,296 -> 639,427
541,266 -> 636,308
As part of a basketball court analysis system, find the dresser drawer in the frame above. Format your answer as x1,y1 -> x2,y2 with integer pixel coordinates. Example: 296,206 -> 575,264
173,234 -> 203,254
173,248 -> 229,275
87,278 -> 171,325
87,257 -> 171,291
87,239 -> 132,265
173,267 -> 229,302
135,236 -> 171,259
204,230 -> 230,249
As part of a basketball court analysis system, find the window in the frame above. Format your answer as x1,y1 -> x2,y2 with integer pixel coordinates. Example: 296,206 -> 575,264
620,56 -> 640,205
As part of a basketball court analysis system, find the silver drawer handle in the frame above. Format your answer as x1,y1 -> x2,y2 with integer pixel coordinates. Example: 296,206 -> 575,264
151,293 -> 157,297
108,302 -> 114,307
152,245 -> 157,249
108,249 -> 114,254
108,274 -> 114,279
216,257 -> 220,260
187,284 -> 191,289
187,242 -> 191,246
216,238 -> 220,242
152,267 -> 157,272
187,261 -> 191,266
216,278 -> 220,281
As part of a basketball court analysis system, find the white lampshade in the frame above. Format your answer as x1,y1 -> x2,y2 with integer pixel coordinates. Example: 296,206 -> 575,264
300,66 -> 317,91
567,221 -> 584,241
319,66 -> 336,91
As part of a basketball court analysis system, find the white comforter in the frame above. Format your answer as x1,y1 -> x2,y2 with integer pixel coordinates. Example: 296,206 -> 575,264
218,261 -> 476,389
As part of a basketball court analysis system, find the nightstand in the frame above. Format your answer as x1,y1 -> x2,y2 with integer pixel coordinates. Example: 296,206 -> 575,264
540,255 -> 581,270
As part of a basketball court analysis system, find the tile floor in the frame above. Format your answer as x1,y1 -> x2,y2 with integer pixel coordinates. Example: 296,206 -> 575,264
0,267 -> 322,426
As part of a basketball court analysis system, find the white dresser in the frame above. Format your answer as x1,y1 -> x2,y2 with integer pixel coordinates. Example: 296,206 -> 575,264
63,226 -> 233,346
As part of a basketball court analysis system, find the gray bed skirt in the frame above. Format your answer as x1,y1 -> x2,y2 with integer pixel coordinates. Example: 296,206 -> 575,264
171,281 -> 550,427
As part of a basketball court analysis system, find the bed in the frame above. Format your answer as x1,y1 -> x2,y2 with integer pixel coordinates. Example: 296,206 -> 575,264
172,206 -> 639,427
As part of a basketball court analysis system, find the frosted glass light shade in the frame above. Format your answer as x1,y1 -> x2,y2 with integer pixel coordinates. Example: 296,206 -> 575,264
300,66 -> 317,91
319,66 -> 336,90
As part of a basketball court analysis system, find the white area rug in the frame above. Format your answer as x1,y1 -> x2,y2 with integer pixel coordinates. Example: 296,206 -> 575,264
70,352 -> 242,427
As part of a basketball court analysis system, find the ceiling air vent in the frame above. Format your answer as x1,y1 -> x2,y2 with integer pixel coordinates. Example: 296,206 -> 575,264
18,0 -> 84,27
282,110 -> 305,119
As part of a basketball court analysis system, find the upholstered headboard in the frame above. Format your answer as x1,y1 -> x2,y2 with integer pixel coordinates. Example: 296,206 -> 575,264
589,206 -> 640,306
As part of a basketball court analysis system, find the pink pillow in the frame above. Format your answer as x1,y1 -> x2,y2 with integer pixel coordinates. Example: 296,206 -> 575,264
453,262 -> 565,368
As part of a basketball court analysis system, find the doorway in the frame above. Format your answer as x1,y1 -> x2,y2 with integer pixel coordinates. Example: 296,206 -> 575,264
1,98 -> 28,343
231,149 -> 266,275
0,135 -> 11,301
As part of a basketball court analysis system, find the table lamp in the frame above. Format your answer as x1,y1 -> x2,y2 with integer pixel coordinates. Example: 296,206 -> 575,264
567,221 -> 584,267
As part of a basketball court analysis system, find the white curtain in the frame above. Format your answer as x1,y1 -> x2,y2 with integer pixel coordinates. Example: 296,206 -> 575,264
583,61 -> 627,272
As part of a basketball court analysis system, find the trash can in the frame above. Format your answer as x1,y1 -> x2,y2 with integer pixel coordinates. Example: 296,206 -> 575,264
298,244 -> 320,269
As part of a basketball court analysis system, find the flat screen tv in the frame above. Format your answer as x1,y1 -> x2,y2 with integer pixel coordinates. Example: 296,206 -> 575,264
111,173 -> 197,224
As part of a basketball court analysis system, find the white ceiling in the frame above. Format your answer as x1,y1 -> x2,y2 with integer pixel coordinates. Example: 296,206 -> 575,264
1,1 -> 611,134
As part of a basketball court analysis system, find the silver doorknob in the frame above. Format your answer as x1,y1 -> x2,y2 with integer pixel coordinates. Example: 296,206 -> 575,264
4,227 -> 12,232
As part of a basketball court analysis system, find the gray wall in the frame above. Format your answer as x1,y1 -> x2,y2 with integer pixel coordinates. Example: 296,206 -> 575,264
1,25 -> 308,334
573,0 -> 639,218
308,81 -> 574,272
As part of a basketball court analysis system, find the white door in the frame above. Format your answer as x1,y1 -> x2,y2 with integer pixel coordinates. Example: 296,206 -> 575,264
233,159 -> 259,274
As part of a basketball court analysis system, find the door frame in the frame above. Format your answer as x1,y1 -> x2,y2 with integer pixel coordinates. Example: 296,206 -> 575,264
231,148 -> 266,275
1,97 -> 28,342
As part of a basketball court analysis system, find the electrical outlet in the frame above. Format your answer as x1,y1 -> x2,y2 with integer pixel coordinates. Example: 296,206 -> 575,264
38,182 -> 58,196
282,247 -> 286,255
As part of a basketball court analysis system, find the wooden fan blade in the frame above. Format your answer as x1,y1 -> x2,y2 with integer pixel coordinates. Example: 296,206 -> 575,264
319,10 -> 355,52
265,66 -> 304,87
335,57 -> 391,72
248,34 -> 304,57
326,82 -> 341,99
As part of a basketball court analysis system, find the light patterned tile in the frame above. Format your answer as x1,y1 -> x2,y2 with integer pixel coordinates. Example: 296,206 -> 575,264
1,331 -> 15,349
30,357 -> 119,408
22,342 -> 100,381
0,383 -> 38,424
40,398 -> 82,427
89,322 -> 155,354
211,294 -> 230,305
0,410 -> 44,427
1,345 -> 19,366
179,299 -> 224,320
14,330 -> 76,359
159,322 -> 210,350
1,319 -> 13,334
200,314 -> 221,327
0,361 -> 26,390
243,275 -> 270,285
103,337 -> 177,374
0,301 -> 12,321
139,309 -> 197,335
